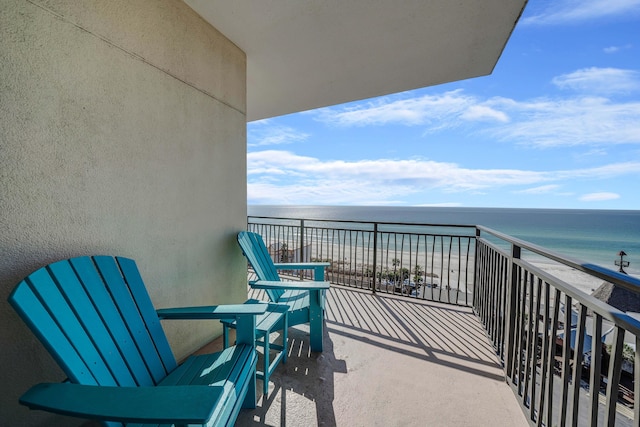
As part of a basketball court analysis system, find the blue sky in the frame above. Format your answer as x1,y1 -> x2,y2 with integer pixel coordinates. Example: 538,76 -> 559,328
247,0 -> 640,209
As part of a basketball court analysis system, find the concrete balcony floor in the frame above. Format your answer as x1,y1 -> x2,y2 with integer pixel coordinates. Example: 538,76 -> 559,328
228,285 -> 528,426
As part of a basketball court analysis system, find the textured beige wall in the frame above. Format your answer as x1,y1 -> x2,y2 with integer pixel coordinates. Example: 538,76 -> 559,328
0,0 -> 247,425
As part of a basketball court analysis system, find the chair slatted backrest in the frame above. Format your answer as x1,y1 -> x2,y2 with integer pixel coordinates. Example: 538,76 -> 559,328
9,256 -> 177,389
237,232 -> 285,301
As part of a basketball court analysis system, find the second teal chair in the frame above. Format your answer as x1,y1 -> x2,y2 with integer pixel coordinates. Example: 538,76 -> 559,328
237,231 -> 330,352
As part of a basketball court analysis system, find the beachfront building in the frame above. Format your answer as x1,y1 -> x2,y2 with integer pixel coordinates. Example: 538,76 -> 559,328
14,1 -> 637,425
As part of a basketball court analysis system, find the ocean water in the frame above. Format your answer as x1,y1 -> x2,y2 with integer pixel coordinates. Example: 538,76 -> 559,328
248,205 -> 640,277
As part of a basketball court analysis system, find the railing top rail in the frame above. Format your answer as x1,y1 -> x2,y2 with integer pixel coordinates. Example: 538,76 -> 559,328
248,215 -> 477,230
515,255 -> 640,335
477,224 -> 640,294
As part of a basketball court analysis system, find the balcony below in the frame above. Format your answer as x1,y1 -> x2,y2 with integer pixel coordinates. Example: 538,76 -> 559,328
210,285 -> 528,426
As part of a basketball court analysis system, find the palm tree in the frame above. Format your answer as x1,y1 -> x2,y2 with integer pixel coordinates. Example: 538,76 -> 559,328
391,258 -> 400,283
412,264 -> 423,284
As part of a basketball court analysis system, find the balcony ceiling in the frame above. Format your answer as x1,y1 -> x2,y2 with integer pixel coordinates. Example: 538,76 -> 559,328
184,1 -> 527,121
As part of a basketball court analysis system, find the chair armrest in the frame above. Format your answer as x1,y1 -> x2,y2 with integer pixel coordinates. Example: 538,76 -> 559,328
20,383 -> 226,424
273,262 -> 330,269
251,280 -> 330,291
273,262 -> 329,280
156,304 -> 267,320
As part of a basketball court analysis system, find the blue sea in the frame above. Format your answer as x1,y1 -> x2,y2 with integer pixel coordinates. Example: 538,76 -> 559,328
248,205 -> 640,277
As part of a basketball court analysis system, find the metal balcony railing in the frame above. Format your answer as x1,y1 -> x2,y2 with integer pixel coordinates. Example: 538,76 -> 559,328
247,215 -> 640,426
248,215 -> 476,306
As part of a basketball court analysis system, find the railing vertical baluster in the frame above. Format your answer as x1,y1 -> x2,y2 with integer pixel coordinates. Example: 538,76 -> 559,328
356,230 -> 362,288
400,234 -> 405,295
501,254 -> 510,358
485,244 -> 491,327
445,237 -> 452,303
300,219 -> 305,279
516,267 -> 526,395
589,314 -> 603,426
372,223 -> 378,294
465,237 -> 471,306
523,272 -> 535,408
496,246 -> 502,347
384,233 -> 391,295
473,228 -> 480,307
422,235 -> 432,300
476,243 -> 483,319
499,254 -> 507,355
635,333 -> 640,427
477,243 -> 485,323
560,293 -> 572,427
513,268 -> 526,390
455,236 -> 461,305
505,243 -> 521,381
485,246 -> 494,332
410,234 -> 417,298
358,230 -> 363,288
605,327 -> 624,426
488,249 -> 496,346
570,304 -> 587,427
438,236 -> 444,301
488,245 -> 496,348
347,230 -> 352,286
530,277 -> 543,422
536,282 -> 551,427
482,242 -> 489,322
430,235 -> 436,302
338,230 -> 347,284
545,288 -> 561,427
474,242 -> 481,315
510,261 -> 520,384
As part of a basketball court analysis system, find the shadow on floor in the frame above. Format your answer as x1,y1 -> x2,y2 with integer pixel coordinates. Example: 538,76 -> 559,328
236,324 -> 347,427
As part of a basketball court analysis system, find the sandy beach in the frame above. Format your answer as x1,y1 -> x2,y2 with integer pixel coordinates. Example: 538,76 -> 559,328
272,234 -> 638,310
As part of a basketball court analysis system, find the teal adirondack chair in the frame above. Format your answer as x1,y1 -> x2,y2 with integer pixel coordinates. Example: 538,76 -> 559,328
237,231 -> 330,352
8,255 -> 267,427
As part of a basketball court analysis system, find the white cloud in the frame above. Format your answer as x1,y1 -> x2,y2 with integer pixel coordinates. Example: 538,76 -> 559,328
523,0 -> 640,25
247,180 -> 404,205
552,67 -> 640,95
415,202 -> 464,207
315,91 -> 469,126
247,150 -> 640,204
248,122 -> 309,147
313,87 -> 640,147
579,192 -> 621,201
557,162 -> 640,179
487,96 -> 640,147
515,185 -> 561,194
577,149 -> 608,158
460,105 -> 510,123
316,90 -> 506,127
604,44 -> 633,54
249,151 -> 542,191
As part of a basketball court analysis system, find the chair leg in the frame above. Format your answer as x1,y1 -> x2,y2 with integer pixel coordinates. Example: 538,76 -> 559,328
223,323 -> 230,348
263,332 -> 270,396
242,369 -> 258,409
283,311 -> 288,364
309,290 -> 324,352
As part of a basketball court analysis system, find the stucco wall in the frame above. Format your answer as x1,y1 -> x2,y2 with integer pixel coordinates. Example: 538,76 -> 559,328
0,0 -> 247,425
